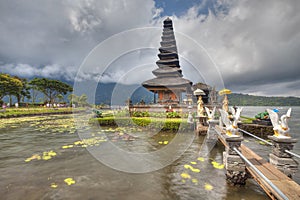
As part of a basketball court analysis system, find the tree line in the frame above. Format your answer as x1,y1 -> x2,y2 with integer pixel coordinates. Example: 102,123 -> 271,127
227,93 -> 300,106
0,73 -> 88,107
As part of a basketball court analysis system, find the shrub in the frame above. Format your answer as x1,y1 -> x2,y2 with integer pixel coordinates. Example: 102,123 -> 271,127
132,111 -> 150,117
166,111 -> 181,118
89,117 -> 189,131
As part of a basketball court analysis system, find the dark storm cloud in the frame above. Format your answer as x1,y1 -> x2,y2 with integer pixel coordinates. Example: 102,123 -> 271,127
0,0 -> 299,96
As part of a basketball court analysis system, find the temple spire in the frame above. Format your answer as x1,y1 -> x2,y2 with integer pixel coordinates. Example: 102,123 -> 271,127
142,18 -> 192,104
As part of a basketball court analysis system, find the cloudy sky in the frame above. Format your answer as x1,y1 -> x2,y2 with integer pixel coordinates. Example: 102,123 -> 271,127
0,0 -> 300,97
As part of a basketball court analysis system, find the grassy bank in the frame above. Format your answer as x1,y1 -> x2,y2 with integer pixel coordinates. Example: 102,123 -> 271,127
0,107 -> 85,118
89,117 -> 190,131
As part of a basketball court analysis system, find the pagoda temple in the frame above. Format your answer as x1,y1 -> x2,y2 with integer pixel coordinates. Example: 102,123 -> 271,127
142,18 -> 192,104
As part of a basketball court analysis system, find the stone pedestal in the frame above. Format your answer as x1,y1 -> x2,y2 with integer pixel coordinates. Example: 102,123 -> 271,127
223,136 -> 247,185
207,120 -> 218,139
268,136 -> 298,178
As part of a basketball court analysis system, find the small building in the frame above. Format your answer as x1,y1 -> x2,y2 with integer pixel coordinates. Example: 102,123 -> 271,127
142,18 -> 192,105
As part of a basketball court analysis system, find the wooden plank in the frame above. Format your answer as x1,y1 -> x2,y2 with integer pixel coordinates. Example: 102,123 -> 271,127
239,144 -> 300,200
271,180 -> 300,200
241,144 -> 290,181
215,130 -> 300,199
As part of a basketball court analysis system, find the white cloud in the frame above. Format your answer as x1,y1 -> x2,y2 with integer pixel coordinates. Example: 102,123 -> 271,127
0,0 -> 299,97
171,0 -> 300,96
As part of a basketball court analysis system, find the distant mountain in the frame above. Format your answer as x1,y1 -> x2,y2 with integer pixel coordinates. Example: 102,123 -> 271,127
95,84 -> 300,106
227,93 -> 300,106
95,82 -> 153,105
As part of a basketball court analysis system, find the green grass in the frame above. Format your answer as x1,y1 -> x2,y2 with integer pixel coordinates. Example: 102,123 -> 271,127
89,117 -> 189,131
240,115 -> 256,124
0,107 -> 85,118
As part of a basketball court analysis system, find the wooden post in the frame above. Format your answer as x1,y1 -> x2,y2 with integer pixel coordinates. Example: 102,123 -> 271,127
268,136 -> 298,178
223,135 -> 247,185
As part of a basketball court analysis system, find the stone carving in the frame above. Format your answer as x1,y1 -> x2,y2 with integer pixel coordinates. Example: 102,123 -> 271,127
219,107 -> 243,137
205,106 -> 216,121
267,108 -> 292,138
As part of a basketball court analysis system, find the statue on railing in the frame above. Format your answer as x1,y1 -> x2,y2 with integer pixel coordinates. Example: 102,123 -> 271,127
222,95 -> 229,112
219,107 -> 243,137
205,106 -> 216,122
197,96 -> 204,117
267,108 -> 292,138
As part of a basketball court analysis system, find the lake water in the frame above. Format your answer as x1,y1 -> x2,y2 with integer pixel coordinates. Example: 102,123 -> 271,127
0,106 -> 299,199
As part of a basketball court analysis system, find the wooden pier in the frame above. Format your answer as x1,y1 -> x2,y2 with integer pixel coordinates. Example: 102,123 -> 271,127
215,125 -> 300,200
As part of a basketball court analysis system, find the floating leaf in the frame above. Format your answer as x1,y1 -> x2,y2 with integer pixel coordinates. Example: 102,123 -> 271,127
192,178 -> 198,185
197,157 -> 205,162
184,164 -> 200,173
64,178 -> 76,186
24,154 -> 41,162
184,164 -> 193,170
50,183 -> 58,188
47,150 -> 57,157
74,141 -> 83,145
42,150 -> 57,160
211,161 -> 224,169
259,141 -> 266,145
204,183 -> 213,191
181,173 -> 191,179
191,168 -> 200,173
42,155 -> 52,160
62,145 -> 73,149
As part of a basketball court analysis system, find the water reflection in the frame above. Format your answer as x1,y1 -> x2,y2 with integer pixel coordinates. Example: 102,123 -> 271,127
0,110 -> 294,199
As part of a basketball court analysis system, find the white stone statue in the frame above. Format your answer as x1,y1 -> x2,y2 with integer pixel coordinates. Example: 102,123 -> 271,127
205,106 -> 216,121
267,108 -> 291,138
219,107 -> 243,137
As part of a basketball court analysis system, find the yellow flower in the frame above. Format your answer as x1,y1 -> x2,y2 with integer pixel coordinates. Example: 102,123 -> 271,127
64,178 -> 76,185
163,141 -> 168,145
190,161 -> 197,165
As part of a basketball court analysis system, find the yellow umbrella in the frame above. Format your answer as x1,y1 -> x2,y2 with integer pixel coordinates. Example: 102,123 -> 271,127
218,88 -> 231,96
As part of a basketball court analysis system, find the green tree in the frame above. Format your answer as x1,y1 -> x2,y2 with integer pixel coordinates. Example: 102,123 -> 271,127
57,94 -> 64,103
0,73 -> 23,103
68,93 -> 79,106
29,78 -> 73,104
78,94 -> 88,107
15,78 -> 31,104
29,84 -> 39,103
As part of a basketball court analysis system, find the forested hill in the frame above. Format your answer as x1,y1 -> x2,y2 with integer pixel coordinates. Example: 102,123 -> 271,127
228,93 -> 300,106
